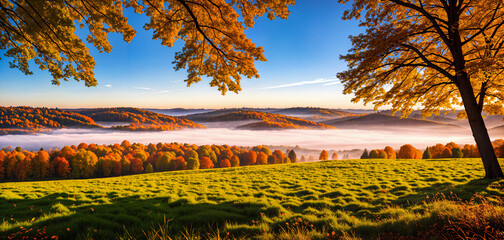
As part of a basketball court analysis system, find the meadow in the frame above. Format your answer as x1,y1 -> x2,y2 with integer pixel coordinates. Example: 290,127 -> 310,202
1,158 -> 504,239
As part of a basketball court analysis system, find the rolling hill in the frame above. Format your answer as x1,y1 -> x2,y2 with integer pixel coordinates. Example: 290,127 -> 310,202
185,110 -> 335,129
0,106 -> 101,134
322,113 -> 464,130
273,107 -> 353,117
71,108 -> 205,131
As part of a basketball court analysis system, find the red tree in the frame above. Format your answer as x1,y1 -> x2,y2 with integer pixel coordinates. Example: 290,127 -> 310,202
199,156 -> 214,169
219,159 -> 231,168
257,152 -> 268,165
130,158 -> 143,174
52,157 -> 70,178
398,144 -> 418,159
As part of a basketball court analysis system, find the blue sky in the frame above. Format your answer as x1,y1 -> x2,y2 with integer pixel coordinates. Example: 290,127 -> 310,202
0,1 -> 366,109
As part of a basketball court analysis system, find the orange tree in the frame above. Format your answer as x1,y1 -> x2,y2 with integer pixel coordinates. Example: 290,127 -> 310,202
337,0 -> 504,178
0,0 -> 293,94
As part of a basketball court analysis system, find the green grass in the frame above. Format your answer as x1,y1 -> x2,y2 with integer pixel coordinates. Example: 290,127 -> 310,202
1,158 -> 504,239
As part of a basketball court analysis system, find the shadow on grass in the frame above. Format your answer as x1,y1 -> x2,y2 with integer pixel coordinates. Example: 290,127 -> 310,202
0,193 -> 266,240
393,178 -> 503,205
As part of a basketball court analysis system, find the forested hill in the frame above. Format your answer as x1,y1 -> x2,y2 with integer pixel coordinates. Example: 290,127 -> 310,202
272,107 -> 353,117
186,110 -> 335,129
0,106 -> 101,134
72,108 -> 205,130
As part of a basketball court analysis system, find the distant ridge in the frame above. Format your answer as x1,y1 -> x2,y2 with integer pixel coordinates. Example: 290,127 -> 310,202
322,113 -> 463,129
71,108 -> 205,131
185,110 -> 335,129
272,107 -> 354,117
0,106 -> 101,135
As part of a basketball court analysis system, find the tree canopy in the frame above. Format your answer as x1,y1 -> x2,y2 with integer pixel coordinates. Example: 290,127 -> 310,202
0,0 -> 294,94
338,0 -> 504,178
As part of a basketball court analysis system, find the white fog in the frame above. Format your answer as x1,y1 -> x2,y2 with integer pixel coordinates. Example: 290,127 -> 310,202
0,127 -> 489,152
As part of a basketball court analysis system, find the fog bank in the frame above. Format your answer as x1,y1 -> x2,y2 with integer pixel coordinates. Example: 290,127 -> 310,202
0,127 -> 487,151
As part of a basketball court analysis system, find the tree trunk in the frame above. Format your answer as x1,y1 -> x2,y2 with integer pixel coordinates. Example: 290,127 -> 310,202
458,74 -> 504,179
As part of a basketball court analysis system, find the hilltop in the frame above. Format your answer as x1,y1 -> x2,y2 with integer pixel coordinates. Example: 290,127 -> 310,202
71,108 -> 205,131
0,106 -> 101,135
322,113 -> 463,130
272,107 -> 353,117
185,110 -> 335,129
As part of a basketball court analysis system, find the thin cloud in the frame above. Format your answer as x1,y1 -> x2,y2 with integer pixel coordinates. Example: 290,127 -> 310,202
104,84 -> 112,88
263,77 -> 339,89
134,87 -> 153,90
323,81 -> 341,86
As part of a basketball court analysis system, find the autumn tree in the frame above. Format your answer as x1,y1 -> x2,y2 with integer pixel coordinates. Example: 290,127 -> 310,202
244,150 -> 257,166
369,150 -> 379,159
51,157 -> 70,178
186,157 -> 200,170
331,152 -> 338,160
230,155 -> 240,167
219,159 -> 231,168
398,144 -> 417,159
319,150 -> 329,160
256,152 -> 268,165
31,150 -> 50,179
360,149 -> 369,159
71,149 -> 98,178
288,150 -> 297,163
130,157 -> 144,174
0,151 -> 5,179
338,0 -> 504,178
199,156 -> 214,169
384,146 -> 396,159
423,147 -> 432,159
0,0 -> 294,93
452,148 -> 463,158
441,148 -> 453,158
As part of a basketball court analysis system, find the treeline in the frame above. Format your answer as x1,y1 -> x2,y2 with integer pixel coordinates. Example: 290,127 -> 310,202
72,108 -> 204,130
199,110 -> 335,129
361,140 -> 504,159
0,106 -> 100,131
0,142 -> 301,181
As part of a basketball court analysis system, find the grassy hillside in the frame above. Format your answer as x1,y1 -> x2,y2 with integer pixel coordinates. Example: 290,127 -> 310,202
186,110 -> 335,129
0,106 -> 101,135
71,108 -> 205,131
1,159 -> 503,239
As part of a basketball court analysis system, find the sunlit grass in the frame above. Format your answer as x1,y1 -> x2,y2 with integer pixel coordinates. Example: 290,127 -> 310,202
1,158 -> 504,239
